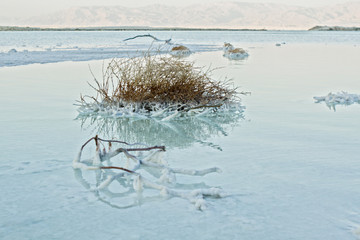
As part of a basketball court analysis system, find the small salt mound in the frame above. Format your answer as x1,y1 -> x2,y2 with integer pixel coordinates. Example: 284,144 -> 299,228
314,92 -> 360,104
223,47 -> 249,60
170,45 -> 191,57
223,42 -> 249,60
313,91 -> 360,110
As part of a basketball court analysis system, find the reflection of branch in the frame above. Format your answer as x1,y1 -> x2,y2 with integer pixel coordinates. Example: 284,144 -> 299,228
73,136 -> 224,210
123,34 -> 172,43
73,169 -> 139,209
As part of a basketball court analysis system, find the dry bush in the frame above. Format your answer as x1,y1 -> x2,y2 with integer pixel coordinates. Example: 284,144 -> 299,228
228,48 -> 247,54
93,55 -> 236,104
171,45 -> 190,51
78,52 -> 243,119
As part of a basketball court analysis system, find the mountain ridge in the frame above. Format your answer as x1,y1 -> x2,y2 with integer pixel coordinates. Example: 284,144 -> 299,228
2,1 -> 360,30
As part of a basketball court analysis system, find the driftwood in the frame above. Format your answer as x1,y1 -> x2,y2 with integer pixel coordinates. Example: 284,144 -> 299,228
123,34 -> 172,43
73,135 -> 224,210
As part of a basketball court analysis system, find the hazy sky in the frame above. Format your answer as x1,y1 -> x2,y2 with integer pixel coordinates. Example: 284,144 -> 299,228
0,0 -> 357,18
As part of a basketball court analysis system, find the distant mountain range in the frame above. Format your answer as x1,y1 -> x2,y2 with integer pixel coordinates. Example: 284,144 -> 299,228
3,2 -> 360,30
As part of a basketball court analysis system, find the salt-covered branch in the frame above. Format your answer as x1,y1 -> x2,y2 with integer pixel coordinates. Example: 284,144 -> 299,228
73,136 -> 224,210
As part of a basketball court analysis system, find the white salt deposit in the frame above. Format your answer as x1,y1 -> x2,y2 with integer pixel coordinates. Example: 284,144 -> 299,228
75,99 -> 245,121
222,42 -> 249,60
314,91 -> 360,110
0,41 -> 216,67
223,50 -> 249,60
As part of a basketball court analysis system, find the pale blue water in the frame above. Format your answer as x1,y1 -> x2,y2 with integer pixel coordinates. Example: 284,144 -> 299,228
0,31 -> 360,239
0,30 -> 360,67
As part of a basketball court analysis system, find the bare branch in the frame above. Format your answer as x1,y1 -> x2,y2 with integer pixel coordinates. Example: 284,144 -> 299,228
73,135 -> 224,210
123,34 -> 172,43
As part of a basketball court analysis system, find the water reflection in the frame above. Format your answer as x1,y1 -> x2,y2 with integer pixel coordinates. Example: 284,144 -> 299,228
76,110 -> 245,151
73,167 -> 217,210
74,168 -> 156,209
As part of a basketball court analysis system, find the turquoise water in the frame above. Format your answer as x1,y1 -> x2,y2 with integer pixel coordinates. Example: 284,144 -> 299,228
0,31 -> 360,239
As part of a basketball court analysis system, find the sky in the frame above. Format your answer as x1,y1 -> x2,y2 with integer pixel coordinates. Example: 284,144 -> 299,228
0,0 -> 357,19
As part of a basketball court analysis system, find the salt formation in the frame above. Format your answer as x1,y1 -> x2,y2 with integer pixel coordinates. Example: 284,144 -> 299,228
313,91 -> 360,111
76,100 -> 244,121
223,42 -> 249,60
169,45 -> 191,57
73,136 -> 224,210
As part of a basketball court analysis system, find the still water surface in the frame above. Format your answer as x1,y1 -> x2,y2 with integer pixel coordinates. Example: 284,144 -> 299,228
0,31 -> 360,239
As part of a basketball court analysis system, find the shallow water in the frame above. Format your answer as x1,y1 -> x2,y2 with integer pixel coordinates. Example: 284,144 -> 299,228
0,35 -> 360,239
1,30 -> 360,67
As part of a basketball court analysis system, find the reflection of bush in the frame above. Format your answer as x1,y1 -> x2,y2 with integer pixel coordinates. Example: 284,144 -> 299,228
76,110 -> 244,150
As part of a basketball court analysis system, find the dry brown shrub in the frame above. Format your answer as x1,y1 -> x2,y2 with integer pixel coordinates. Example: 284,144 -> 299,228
228,48 -> 246,54
171,45 -> 190,51
86,53 -> 238,108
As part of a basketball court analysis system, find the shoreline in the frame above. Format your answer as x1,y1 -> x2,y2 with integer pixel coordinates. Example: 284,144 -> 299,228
0,26 -> 360,32
0,26 -> 268,31
309,26 -> 360,31
1,25 -> 360,32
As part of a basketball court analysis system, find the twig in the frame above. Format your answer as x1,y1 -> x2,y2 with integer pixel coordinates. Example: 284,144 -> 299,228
100,166 -> 136,174
97,137 -> 165,151
123,34 -> 172,43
